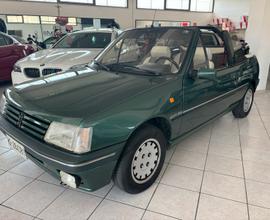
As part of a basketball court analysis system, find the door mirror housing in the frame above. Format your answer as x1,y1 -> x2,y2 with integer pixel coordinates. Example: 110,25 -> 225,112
197,68 -> 216,81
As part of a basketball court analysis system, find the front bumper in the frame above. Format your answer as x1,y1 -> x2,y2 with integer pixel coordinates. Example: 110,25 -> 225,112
0,115 -> 125,191
11,70 -> 32,85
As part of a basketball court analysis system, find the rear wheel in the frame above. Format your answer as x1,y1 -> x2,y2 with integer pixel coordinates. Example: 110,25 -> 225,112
114,124 -> 166,194
232,86 -> 254,118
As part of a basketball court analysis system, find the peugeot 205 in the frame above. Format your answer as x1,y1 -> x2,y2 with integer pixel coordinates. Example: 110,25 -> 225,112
0,26 -> 259,193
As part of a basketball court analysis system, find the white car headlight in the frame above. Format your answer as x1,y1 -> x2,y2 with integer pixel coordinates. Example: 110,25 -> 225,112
44,122 -> 93,154
0,94 -> 7,114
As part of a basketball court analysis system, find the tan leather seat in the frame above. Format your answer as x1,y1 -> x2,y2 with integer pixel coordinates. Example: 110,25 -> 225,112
143,46 -> 171,64
143,46 -> 181,73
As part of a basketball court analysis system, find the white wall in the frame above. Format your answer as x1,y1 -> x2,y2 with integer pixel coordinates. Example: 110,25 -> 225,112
0,0 -> 213,29
214,0 -> 250,24
246,0 -> 270,90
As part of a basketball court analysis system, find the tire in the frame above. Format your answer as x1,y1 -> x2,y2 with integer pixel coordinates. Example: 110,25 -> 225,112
114,124 -> 167,194
232,85 -> 254,118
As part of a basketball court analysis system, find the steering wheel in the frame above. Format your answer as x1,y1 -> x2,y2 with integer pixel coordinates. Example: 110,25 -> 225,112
155,56 -> 179,70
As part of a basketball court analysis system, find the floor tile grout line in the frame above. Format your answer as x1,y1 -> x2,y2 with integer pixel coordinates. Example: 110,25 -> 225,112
141,210 -> 181,220
0,204 -> 36,219
35,187 -> 67,218
167,162 -> 245,180
140,143 -> 179,220
0,160 -> 44,206
194,124 -> 213,220
255,102 -> 270,140
248,202 -> 270,211
237,119 -> 250,220
86,182 -> 115,220
7,169 -> 45,180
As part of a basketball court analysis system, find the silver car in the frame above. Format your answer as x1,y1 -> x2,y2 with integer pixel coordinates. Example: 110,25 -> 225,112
12,28 -> 121,85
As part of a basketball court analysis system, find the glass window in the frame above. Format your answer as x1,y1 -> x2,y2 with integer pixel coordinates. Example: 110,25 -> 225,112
100,28 -> 193,75
68,17 -> 77,26
53,32 -> 112,49
190,0 -> 214,12
0,35 -> 7,46
6,15 -> 23,23
96,0 -> 127,7
3,36 -> 14,45
166,0 -> 189,10
137,0 -> 164,10
12,35 -> 27,44
41,16 -> 56,24
23,16 -> 40,24
60,0 -> 93,3
193,39 -> 208,70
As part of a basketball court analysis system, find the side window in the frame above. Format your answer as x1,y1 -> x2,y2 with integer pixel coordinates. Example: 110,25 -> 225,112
202,31 -> 228,69
3,36 -> 13,45
193,39 -> 208,71
0,35 -> 7,46
101,39 -> 123,65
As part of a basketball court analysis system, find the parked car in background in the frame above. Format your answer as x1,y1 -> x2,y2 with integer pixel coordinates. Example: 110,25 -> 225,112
0,26 -> 259,193
11,28 -> 122,85
0,32 -> 36,82
12,35 -> 42,52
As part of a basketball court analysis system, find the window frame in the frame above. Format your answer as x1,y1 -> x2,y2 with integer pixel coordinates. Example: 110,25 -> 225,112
6,15 -> 24,24
0,34 -> 8,47
136,0 -> 215,12
192,36 -> 210,71
59,0 -> 128,8
190,0 -> 215,13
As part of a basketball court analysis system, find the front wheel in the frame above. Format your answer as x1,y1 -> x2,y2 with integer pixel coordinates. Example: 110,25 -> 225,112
232,86 -> 254,118
114,124 -> 167,194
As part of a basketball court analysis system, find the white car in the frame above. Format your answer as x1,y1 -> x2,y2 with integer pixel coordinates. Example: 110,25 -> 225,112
12,28 -> 121,85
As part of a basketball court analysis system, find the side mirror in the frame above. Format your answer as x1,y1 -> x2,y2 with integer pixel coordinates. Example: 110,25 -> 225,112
197,68 -> 216,81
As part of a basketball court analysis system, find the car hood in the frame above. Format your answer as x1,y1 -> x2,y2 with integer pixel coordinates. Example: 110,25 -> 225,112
8,67 -> 167,124
17,48 -> 102,70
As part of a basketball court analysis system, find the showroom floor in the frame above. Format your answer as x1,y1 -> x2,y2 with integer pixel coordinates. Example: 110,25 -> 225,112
0,87 -> 270,220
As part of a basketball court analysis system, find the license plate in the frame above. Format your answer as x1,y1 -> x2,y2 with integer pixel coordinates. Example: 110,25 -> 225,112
7,136 -> 27,159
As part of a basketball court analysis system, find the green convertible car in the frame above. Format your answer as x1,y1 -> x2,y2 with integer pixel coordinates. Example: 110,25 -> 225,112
0,26 -> 259,193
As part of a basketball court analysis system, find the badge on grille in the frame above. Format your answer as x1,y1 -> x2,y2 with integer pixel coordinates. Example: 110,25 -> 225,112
17,112 -> 24,128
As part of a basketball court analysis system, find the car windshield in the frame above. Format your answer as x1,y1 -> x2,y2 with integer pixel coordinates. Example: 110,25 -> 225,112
97,28 -> 193,75
53,32 -> 112,49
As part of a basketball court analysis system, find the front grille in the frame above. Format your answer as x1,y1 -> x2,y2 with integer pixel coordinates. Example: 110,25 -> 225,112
42,68 -> 62,76
3,103 -> 50,140
24,68 -> 40,78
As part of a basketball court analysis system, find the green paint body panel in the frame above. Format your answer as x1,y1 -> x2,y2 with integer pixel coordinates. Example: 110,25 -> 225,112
0,27 -> 260,191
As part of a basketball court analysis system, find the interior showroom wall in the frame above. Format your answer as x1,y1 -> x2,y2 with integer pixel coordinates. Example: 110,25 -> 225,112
0,0 -> 268,89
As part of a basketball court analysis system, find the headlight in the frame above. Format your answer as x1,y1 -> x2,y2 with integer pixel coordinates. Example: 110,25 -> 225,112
0,94 -> 7,114
44,122 -> 93,154
13,65 -> 22,73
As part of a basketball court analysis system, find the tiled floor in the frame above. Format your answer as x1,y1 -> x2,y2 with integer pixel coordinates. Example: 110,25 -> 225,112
0,90 -> 270,220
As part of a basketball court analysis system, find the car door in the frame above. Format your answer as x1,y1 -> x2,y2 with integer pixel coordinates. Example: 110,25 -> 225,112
0,33 -> 10,80
181,37 -> 220,135
206,31 -> 244,113
0,34 -> 20,80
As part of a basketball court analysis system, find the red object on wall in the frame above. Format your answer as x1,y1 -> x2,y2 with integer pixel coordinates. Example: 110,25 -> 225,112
179,21 -> 191,27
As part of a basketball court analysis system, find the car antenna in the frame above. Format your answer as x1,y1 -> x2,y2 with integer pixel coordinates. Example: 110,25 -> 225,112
151,9 -> 157,28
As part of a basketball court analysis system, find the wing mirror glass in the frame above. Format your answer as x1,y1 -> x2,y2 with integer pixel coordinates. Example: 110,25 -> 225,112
197,68 -> 216,81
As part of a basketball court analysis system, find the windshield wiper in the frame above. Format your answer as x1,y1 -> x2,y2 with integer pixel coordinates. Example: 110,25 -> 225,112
93,60 -> 110,71
109,64 -> 160,76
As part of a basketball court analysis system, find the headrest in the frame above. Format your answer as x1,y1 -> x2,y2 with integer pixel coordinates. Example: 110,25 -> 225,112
150,46 -> 171,58
205,48 -> 213,60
